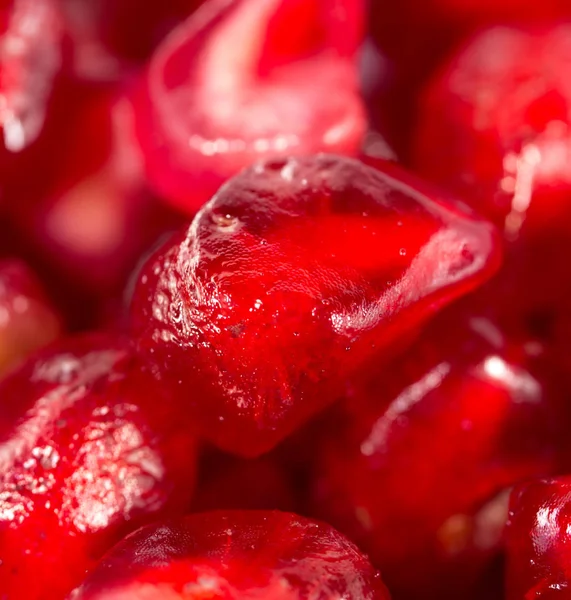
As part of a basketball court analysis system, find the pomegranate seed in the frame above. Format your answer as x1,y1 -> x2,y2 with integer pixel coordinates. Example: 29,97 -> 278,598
133,0 -> 366,212
0,0 -> 63,152
0,335 -> 197,600
130,155 -> 500,456
61,0 -> 204,74
0,259 -> 61,375
69,511 -> 390,599
413,24 -> 571,345
506,477 -> 571,599
311,314 -> 569,599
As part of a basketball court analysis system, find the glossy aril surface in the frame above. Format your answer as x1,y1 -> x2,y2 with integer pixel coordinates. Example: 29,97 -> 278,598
69,510 -> 391,599
133,0 -> 366,212
0,2 -> 569,597
0,259 -> 61,376
0,335 -> 197,600
130,155 -> 500,456
311,314 -> 569,599
506,477 -> 571,599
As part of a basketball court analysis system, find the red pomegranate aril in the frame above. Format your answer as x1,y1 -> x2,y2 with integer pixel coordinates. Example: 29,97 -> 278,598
414,25 -> 571,235
311,314 -> 569,600
506,477 -> 571,599
0,335 -> 197,600
68,511 -> 391,600
0,259 -> 61,376
130,154 -> 500,457
0,0 -> 63,152
25,93 -> 170,292
413,24 -> 571,342
7,84 -> 185,329
133,0 -> 366,213
370,0 -> 571,82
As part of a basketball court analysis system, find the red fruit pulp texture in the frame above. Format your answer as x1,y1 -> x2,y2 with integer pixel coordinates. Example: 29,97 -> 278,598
0,335 -> 197,600
0,0 -> 63,152
506,477 -> 571,599
0,1 -> 568,597
133,0 -> 366,212
0,77 -> 108,202
311,314 -> 569,600
69,511 -> 391,600
0,259 -> 61,376
130,155 -> 500,457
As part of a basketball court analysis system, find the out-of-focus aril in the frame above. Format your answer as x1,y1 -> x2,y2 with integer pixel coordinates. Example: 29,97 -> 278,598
133,0 -> 367,212
0,335 -> 197,600
0,0 -> 63,152
0,259 -> 61,376
311,314 -> 569,600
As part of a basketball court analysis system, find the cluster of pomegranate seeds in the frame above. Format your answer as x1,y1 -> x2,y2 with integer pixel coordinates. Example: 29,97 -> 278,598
311,313 -> 570,599
2,0 -> 571,598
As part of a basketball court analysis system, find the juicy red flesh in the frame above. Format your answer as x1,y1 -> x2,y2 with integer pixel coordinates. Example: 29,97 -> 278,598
506,477 -> 571,599
311,314 -> 569,600
130,155 -> 500,456
0,259 -> 61,375
0,335 -> 197,600
69,511 -> 391,599
133,0 -> 366,212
